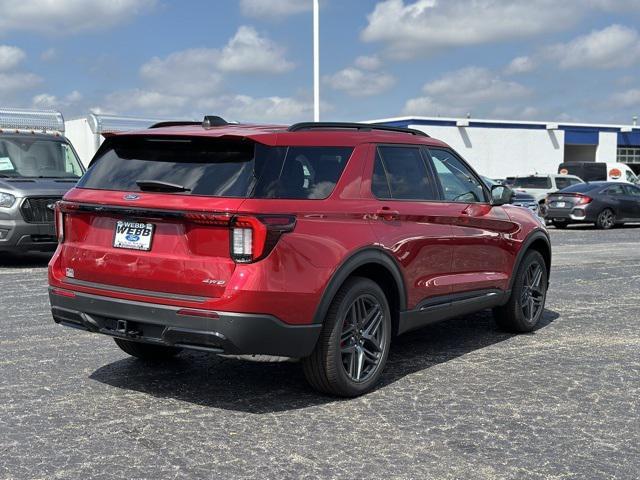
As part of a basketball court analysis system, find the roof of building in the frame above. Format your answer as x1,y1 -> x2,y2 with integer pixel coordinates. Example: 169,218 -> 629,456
366,116 -> 640,146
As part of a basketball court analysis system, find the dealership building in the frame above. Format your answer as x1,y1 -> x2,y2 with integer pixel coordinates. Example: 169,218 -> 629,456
368,116 -> 640,179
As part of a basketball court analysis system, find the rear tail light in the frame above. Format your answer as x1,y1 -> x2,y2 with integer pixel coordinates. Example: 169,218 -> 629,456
54,202 -> 65,243
231,215 -> 296,263
574,195 -> 592,206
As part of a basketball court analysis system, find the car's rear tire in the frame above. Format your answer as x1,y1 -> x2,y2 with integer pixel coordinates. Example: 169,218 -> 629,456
493,250 -> 548,333
302,277 -> 391,397
595,208 -> 615,229
552,221 -> 568,229
114,338 -> 182,360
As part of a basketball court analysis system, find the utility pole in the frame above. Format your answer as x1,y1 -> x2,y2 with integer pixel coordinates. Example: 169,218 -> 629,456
313,0 -> 320,122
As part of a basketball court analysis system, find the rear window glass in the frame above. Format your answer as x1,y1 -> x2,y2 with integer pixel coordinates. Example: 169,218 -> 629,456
513,177 -> 552,189
78,137 -> 352,199
558,183 -> 598,193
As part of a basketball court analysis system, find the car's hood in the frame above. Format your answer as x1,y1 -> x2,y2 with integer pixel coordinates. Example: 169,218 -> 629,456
0,178 -> 78,197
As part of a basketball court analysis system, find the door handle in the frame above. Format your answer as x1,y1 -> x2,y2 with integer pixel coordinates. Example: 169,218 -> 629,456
375,207 -> 400,221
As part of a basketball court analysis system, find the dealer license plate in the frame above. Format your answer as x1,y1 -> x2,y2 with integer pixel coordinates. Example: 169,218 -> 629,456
113,221 -> 155,251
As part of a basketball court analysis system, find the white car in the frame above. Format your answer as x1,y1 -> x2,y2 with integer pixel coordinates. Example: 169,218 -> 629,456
511,174 -> 584,204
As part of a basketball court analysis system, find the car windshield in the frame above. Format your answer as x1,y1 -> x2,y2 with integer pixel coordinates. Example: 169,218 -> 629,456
513,177 -> 552,189
0,136 -> 84,178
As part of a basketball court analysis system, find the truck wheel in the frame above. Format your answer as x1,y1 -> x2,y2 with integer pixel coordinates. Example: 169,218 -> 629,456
493,250 -> 548,333
302,277 -> 391,397
595,209 -> 615,229
114,338 -> 181,360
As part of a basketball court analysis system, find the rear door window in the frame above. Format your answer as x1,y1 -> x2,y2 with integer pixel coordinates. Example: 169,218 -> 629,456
372,146 -> 437,200
79,136 -> 352,199
606,185 -> 625,196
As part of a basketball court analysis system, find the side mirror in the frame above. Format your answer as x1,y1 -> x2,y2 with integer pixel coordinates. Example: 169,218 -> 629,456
491,184 -> 514,206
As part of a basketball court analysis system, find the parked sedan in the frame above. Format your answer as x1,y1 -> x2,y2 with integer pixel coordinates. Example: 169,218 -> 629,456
546,182 -> 640,229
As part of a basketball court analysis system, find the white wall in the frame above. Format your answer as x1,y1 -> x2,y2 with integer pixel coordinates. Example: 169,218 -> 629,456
596,131 -> 618,162
409,124 -> 565,179
65,118 -> 101,167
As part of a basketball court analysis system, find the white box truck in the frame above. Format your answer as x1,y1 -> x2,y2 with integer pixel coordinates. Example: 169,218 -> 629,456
65,113 -> 189,166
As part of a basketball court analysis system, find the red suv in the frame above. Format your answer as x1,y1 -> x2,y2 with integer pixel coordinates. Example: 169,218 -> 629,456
48,119 -> 551,397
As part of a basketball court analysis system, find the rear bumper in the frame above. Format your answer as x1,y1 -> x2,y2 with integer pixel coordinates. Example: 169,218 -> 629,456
0,218 -> 57,252
49,288 -> 321,358
545,207 -> 595,223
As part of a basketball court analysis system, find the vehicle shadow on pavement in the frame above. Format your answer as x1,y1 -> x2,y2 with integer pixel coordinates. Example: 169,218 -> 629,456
0,252 -> 52,268
89,308 -> 560,413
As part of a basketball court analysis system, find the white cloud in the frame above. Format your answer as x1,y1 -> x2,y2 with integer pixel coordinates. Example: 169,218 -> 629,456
32,90 -> 83,109
140,48 -> 223,97
102,89 -> 188,116
221,95 -> 311,123
0,72 -> 42,97
403,67 -> 530,116
324,67 -> 395,97
504,56 -> 536,75
218,26 -> 293,74
239,0 -> 312,19
0,45 -> 25,71
355,55 -> 382,70
0,0 -> 156,34
40,48 -> 57,61
361,0 -> 640,59
610,88 -> 640,108
547,25 -> 640,69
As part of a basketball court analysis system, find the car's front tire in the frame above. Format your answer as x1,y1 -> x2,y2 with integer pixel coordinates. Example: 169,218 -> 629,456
114,338 -> 182,361
302,277 -> 391,397
494,250 -> 548,333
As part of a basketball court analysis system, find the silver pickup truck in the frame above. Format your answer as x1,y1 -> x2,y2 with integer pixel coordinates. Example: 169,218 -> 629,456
0,108 -> 84,255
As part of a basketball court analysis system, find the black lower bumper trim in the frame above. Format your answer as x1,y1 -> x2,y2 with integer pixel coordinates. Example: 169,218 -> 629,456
49,288 -> 321,357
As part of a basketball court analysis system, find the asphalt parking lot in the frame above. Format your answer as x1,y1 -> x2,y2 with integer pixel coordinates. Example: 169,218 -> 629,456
1,226 -> 639,480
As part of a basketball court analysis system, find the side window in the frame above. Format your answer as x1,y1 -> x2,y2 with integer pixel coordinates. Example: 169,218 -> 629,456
626,170 -> 638,184
623,185 -> 640,196
62,144 -> 83,177
428,149 -> 488,203
570,178 -> 582,186
606,185 -> 624,196
373,146 -> 436,200
372,151 -> 391,199
555,177 -> 571,190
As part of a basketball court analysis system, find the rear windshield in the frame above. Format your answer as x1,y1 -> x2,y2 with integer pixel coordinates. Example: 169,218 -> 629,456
78,137 -> 353,199
557,183 -> 600,193
513,177 -> 552,189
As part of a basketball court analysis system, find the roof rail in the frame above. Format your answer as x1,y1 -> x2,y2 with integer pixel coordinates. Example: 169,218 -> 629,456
287,122 -> 429,137
149,121 -> 201,129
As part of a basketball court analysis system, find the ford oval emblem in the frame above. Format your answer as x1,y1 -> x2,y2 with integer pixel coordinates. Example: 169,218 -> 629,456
124,193 -> 140,200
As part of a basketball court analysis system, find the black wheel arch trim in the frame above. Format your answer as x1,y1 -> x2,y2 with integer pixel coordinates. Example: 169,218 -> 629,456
312,247 -> 407,324
507,228 -> 551,291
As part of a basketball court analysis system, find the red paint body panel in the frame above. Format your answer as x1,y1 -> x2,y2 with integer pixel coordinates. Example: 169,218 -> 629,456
49,124 -> 547,328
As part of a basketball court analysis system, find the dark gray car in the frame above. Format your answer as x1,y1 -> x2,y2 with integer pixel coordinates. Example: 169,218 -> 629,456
545,181 -> 640,229
0,131 -> 84,253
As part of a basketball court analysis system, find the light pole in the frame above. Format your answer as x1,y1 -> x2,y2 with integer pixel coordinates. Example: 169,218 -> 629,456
313,0 -> 320,121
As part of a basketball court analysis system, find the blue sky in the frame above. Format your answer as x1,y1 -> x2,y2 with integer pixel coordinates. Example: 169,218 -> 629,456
0,0 -> 639,124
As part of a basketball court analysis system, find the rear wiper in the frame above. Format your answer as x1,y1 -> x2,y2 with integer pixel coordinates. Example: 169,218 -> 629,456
136,179 -> 191,192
